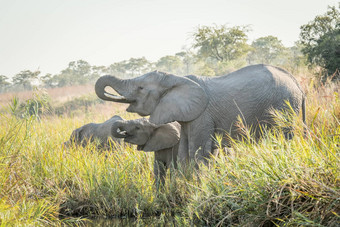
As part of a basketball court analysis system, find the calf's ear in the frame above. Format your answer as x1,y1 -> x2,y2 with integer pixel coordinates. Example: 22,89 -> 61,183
142,123 -> 180,152
70,127 -> 84,144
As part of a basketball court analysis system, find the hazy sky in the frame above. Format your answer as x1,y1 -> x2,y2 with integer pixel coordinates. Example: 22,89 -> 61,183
0,0 -> 338,77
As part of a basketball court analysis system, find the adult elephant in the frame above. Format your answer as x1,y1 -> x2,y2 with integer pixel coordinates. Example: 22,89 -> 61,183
95,64 -> 306,163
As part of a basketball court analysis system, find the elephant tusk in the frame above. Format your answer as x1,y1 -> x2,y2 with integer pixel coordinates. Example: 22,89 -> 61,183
104,92 -> 134,103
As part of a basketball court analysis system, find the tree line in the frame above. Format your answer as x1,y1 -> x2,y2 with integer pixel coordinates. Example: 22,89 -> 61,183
0,4 -> 338,93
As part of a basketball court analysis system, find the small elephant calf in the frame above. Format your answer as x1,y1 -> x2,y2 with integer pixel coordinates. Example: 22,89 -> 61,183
64,115 -> 122,149
111,118 -> 180,185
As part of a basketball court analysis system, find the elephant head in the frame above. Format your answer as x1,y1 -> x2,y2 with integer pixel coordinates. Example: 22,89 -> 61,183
63,126 -> 86,148
63,115 -> 123,149
95,71 -> 209,124
111,118 -> 180,151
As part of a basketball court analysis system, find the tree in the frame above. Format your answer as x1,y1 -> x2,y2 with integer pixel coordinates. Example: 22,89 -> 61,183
63,60 -> 92,84
192,24 -> 251,62
40,73 -> 55,88
175,49 -> 196,75
12,70 -> 40,90
0,75 -> 10,92
52,60 -> 92,87
90,65 -> 106,81
196,64 -> 216,77
247,36 -> 286,64
156,55 -> 184,74
125,57 -> 151,76
300,4 -> 340,79
106,61 -> 128,78
282,43 -> 308,73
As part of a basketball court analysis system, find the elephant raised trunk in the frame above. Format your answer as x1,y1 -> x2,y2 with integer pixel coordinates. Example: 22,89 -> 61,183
111,120 -> 129,138
95,75 -> 134,103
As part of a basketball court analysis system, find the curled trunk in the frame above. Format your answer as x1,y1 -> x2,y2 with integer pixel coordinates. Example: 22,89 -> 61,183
111,120 -> 129,138
95,75 -> 134,103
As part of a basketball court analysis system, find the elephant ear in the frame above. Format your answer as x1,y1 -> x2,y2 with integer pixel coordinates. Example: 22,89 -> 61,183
111,115 -> 124,121
142,123 -> 180,152
70,127 -> 84,144
149,73 -> 208,124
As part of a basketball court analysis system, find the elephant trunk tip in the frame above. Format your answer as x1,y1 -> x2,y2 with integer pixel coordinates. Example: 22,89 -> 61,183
116,128 -> 127,136
95,75 -> 134,103
111,121 -> 129,138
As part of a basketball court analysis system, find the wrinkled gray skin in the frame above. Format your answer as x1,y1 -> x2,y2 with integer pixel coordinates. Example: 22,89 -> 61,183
95,64 -> 306,164
64,115 -> 122,149
111,118 -> 180,185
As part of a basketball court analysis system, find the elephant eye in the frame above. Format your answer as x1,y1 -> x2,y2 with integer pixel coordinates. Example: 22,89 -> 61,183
135,126 -> 140,130
138,86 -> 143,90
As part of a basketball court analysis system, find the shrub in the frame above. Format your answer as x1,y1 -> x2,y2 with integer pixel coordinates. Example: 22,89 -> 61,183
54,94 -> 104,116
8,88 -> 52,119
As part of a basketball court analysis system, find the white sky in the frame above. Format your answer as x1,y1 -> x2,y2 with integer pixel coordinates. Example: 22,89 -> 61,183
0,0 -> 338,77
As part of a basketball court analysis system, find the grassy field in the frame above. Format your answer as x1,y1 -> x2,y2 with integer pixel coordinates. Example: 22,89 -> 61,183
0,74 -> 339,226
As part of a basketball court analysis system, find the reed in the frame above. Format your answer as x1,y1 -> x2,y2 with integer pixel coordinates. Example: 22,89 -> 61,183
0,78 -> 339,226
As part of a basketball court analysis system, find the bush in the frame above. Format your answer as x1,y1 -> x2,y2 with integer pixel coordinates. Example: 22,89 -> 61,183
9,89 -> 53,119
300,4 -> 340,80
54,94 -> 104,116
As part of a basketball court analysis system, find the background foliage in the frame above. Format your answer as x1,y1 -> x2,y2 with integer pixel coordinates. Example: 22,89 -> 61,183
300,3 -> 340,80
3,4 -> 339,92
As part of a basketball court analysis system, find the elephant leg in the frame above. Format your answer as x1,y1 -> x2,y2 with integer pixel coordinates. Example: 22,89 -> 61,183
177,123 -> 189,165
188,116 -> 214,165
166,148 -> 177,181
154,159 -> 166,187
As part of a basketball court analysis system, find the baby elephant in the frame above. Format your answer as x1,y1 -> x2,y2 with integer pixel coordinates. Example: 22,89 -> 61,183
64,115 -> 123,149
111,118 -> 180,185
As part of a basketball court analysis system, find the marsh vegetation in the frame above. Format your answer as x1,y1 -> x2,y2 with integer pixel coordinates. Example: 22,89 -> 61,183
0,72 -> 339,226
0,5 -> 339,226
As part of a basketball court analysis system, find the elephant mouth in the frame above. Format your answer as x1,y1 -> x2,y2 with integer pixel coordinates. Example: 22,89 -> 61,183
114,128 -> 143,147
115,128 -> 136,142
115,128 -> 130,138
104,92 -> 135,103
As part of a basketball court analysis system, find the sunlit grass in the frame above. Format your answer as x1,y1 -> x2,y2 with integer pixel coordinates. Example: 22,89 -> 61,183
0,79 -> 339,226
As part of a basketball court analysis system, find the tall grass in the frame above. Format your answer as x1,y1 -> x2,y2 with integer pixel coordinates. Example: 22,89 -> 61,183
0,78 -> 339,226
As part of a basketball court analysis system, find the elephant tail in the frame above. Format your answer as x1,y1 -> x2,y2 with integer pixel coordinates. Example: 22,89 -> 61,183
302,96 -> 307,137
